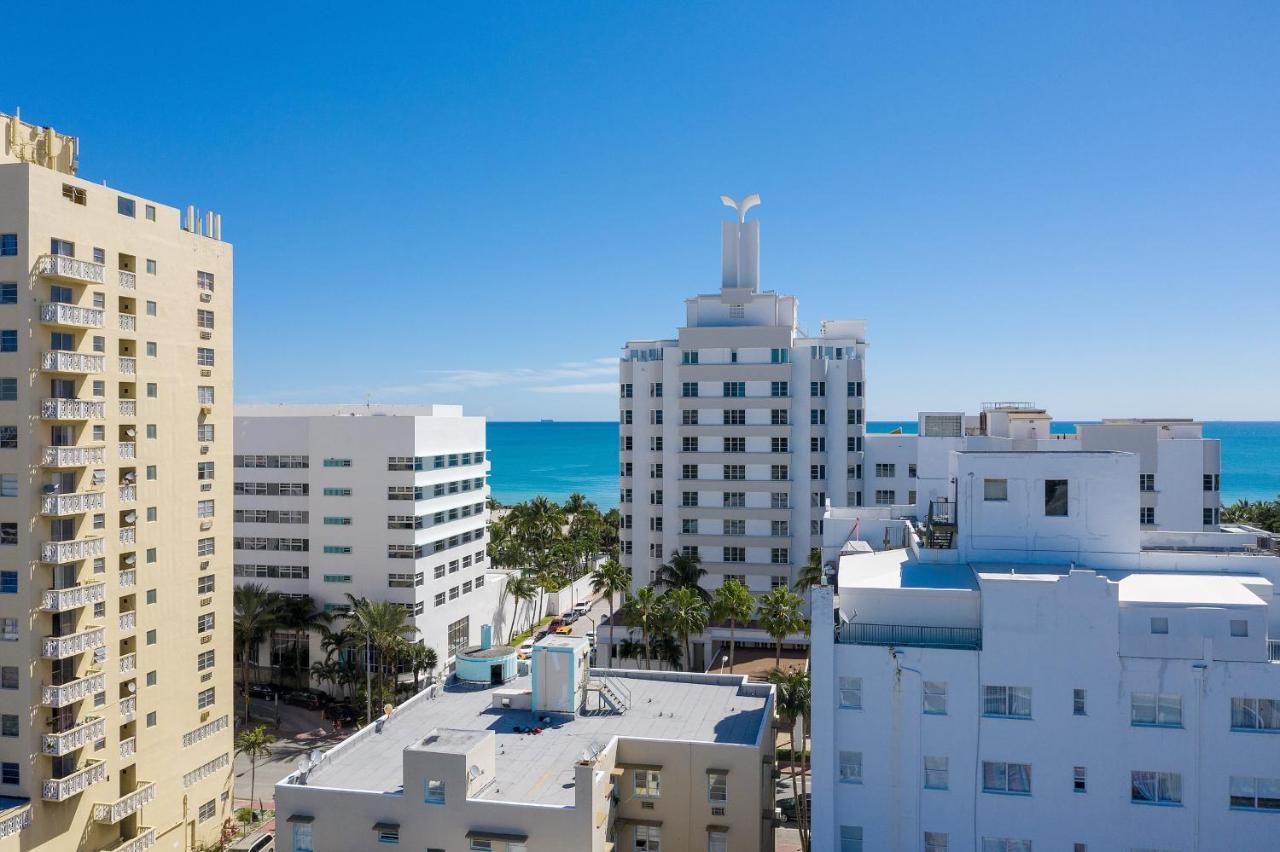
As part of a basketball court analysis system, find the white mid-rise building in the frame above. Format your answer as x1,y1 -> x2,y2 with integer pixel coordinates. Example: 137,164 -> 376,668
812,448 -> 1280,852
861,404 -> 1222,534
620,197 -> 866,652
232,405 -> 503,671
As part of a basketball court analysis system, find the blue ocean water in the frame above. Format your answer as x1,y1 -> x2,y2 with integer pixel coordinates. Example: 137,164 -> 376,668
487,421 -> 1280,509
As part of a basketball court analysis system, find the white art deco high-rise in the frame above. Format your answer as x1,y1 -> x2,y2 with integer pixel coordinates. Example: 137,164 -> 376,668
0,112 -> 234,851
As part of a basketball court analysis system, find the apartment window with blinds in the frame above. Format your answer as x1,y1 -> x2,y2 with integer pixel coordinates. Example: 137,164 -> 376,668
1231,697 -> 1280,731
924,756 -> 949,789
1131,770 -> 1181,805
196,688 -> 215,709
838,677 -> 861,709
196,348 -> 215,367
1230,776 -> 1280,811
707,770 -> 728,803
197,613 -> 215,633
1131,692 -> 1182,728
197,309 -> 215,329
838,751 -> 862,783
982,761 -> 1031,795
923,681 -> 947,714
983,685 -> 1031,718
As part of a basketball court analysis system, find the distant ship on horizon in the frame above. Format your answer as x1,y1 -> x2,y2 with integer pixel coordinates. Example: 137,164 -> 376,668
539,418 -> 555,423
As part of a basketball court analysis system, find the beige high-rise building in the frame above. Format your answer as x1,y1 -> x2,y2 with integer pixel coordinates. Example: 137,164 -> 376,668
0,112 -> 233,851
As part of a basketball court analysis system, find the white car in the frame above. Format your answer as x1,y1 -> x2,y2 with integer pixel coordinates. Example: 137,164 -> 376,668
573,601 -> 591,614
518,640 -> 535,658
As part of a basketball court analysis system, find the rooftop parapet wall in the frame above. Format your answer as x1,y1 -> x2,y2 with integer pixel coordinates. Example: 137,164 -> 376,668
2,111 -> 78,173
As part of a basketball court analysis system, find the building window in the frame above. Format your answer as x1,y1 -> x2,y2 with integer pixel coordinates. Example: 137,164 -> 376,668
983,685 -> 1031,718
1131,770 -> 1181,805
634,825 -> 661,851
838,750 -> 862,783
145,259 -> 157,274
0,523 -> 14,545
983,478 -> 1008,501
0,763 -> 17,785
0,284 -> 12,304
924,833 -> 948,852
1150,616 -> 1169,634
1044,479 -> 1069,516
197,799 -> 216,822
839,677 -> 862,709
1073,688 -> 1087,716
874,490 -> 895,506
924,755 -> 948,789
0,667 -> 15,689
1231,697 -> 1280,731
0,572 -> 13,594
874,463 -> 895,478
634,768 -> 661,798
0,619 -> 16,641
982,761 -> 1032,795
1074,765 -> 1087,793
377,826 -> 400,844
197,650 -> 215,671
1139,507 -> 1155,525
923,681 -> 947,714
1131,692 -> 1182,727
1230,619 -> 1248,637
1230,776 -> 1280,811
197,613 -> 215,633
0,380 -> 16,402
424,779 -> 446,804
292,823 -> 314,852
118,196 -> 136,217
0,426 -> 13,448
982,840 -> 1032,852
0,714 -> 16,737
145,204 -> 156,221
707,770 -> 727,803
839,826 -> 862,852
1139,473 -> 1155,492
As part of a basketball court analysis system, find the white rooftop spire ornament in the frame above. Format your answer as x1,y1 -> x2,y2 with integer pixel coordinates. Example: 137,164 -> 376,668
720,193 -> 761,292
720,193 -> 761,224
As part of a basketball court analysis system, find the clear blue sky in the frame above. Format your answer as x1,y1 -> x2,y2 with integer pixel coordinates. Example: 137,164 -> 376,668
8,2 -> 1278,421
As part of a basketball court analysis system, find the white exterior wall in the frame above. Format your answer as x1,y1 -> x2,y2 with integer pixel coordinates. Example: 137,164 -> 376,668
232,405 -> 502,666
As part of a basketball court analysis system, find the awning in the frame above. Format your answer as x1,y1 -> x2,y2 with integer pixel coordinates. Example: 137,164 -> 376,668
705,767 -> 728,775
707,824 -> 730,833
617,762 -> 662,771
466,830 -> 530,843
614,817 -> 663,829
371,822 -> 399,832
285,814 -> 314,824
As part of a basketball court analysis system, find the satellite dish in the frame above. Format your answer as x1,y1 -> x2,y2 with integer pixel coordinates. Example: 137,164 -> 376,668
124,513 -> 137,523
127,682 -> 136,694
123,472 -> 136,482
124,554 -> 136,565
468,765 -> 482,780
125,428 -> 136,437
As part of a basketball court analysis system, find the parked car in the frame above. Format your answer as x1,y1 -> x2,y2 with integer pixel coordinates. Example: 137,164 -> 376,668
573,600 -> 592,614
552,624 -> 574,635
560,610 -> 579,624
283,688 -> 328,710
247,683 -> 279,700
326,702 -> 358,725
227,831 -> 274,852
778,794 -> 810,824
518,640 -> 535,658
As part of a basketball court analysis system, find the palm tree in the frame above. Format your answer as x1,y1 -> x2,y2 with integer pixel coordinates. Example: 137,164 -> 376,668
404,641 -> 439,692
276,595 -> 330,687
663,586 -> 710,672
655,550 -> 708,599
234,724 -> 276,821
617,636 -> 644,667
623,586 -> 665,670
589,559 -> 630,660
309,660 -> 338,694
770,668 -> 812,850
711,579 -> 755,673
233,584 -> 282,722
504,574 -> 538,642
344,595 -> 419,713
756,586 -> 807,669
793,548 -> 826,617
563,492 -> 591,518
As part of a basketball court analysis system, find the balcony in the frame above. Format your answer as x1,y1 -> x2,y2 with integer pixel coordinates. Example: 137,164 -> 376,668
41,626 -> 106,660
119,528 -> 136,546
41,536 -> 105,563
838,621 -> 982,651
41,398 -> 106,421
119,400 -> 136,417
40,302 -> 105,329
41,759 -> 107,801
41,490 -> 106,516
42,444 -> 107,468
118,611 -> 136,633
119,695 -> 136,722
93,781 -> 156,825
118,357 -> 136,375
119,652 -> 136,674
119,314 -> 136,333
118,484 -> 136,503
0,799 -> 32,840
42,671 -> 107,708
41,351 -> 104,374
118,442 -> 136,460
38,253 -> 106,285
41,580 -> 107,613
42,715 -> 106,756
118,270 -> 136,290
105,827 -> 156,852
118,736 -> 136,762
119,569 -> 136,588
181,714 -> 229,748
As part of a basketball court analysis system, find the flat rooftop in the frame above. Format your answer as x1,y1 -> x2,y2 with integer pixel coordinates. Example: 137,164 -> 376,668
235,404 -> 467,419
295,671 -> 769,806
838,548 -> 977,592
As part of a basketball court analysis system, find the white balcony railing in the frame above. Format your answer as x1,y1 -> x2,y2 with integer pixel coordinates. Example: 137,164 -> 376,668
119,314 -> 136,332
42,672 -> 107,708
119,736 -> 136,761
118,611 -> 136,633
42,444 -> 107,468
41,351 -> 105,374
181,715 -> 229,748
41,537 -> 105,564
41,627 -> 106,660
106,827 -> 156,852
41,759 -> 107,801
119,569 -> 136,588
182,753 -> 229,787
42,715 -> 106,756
41,398 -> 106,421
118,484 -> 136,503
118,270 -> 136,289
93,781 -> 156,825
118,357 -> 136,375
118,442 -> 136,460
119,527 -> 136,545
41,490 -> 106,516
119,652 -> 137,674
119,695 -> 136,722
41,580 -> 107,612
0,799 -> 32,839
40,301 -> 105,329
119,400 -> 136,417
38,253 -> 106,284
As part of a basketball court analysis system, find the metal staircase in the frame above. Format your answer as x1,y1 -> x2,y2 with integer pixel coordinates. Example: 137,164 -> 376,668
587,674 -> 631,714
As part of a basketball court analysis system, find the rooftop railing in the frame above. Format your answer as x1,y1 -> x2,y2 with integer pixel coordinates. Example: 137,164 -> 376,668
838,621 -> 982,651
